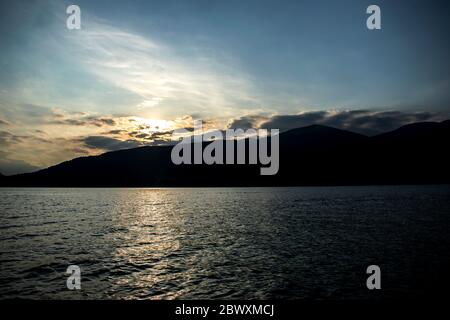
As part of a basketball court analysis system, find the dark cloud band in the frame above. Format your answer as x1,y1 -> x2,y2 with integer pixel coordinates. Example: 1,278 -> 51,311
229,110 -> 446,136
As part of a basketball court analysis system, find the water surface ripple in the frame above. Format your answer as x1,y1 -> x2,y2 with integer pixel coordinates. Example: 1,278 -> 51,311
1,186 -> 449,299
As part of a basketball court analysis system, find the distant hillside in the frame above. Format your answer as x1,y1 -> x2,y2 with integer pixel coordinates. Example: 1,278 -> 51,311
1,121 -> 449,187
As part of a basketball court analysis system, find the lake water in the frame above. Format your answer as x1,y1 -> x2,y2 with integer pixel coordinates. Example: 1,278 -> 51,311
1,186 -> 449,299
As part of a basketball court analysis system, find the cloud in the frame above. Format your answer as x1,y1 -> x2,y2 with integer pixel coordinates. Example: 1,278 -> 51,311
149,130 -> 175,139
0,130 -> 90,175
0,104 -> 56,125
227,115 -> 270,129
231,110 -> 445,136
82,136 -> 143,151
48,115 -> 117,127
0,130 -> 22,146
227,115 -> 267,130
0,157 -> 40,176
0,130 -> 51,147
0,146 -> 40,176
67,21 -> 259,119
106,129 -> 128,135
0,103 -> 119,129
129,129 -> 174,140
132,132 -> 151,139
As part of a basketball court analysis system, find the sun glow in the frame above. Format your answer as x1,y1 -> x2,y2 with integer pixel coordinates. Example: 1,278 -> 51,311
132,117 -> 174,131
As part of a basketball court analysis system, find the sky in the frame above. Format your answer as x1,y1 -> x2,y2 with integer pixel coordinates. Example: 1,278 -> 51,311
0,0 -> 449,174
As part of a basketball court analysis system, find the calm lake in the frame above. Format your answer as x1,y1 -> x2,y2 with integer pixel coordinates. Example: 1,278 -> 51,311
1,186 -> 449,299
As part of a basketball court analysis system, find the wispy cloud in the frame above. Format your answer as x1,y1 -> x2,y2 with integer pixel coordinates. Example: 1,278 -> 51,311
66,21 -> 259,119
0,118 -> 11,126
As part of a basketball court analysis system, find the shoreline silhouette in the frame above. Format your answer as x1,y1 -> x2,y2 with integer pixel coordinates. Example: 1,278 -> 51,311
1,120 -> 449,187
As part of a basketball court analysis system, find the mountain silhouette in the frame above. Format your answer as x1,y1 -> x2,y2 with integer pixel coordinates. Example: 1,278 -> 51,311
1,121 -> 449,187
